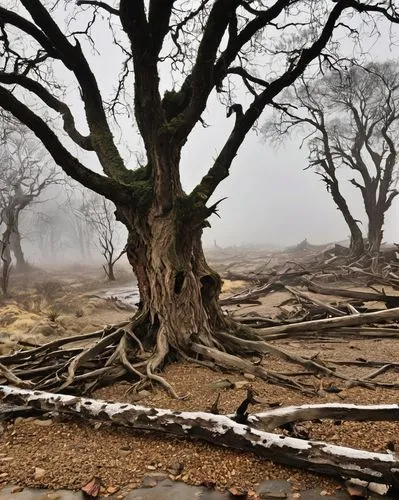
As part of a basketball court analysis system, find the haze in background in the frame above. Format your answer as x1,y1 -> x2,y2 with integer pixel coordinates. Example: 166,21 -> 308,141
12,6 -> 399,259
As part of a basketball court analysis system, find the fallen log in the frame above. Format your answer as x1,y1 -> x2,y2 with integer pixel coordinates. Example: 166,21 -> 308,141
305,282 -> 399,308
258,306 -> 399,337
249,402 -> 399,432
1,386 -> 399,487
285,286 -> 346,317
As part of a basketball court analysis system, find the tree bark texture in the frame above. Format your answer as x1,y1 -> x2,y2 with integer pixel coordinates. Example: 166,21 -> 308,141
1,386 -> 399,487
121,203 -> 226,351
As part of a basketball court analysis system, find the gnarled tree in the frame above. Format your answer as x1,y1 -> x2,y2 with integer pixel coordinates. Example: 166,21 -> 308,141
0,120 -> 59,292
266,62 -> 399,258
81,193 -> 126,280
0,1 -> 398,393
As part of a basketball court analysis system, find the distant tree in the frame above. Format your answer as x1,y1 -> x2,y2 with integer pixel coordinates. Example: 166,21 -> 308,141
0,121 -> 59,293
0,1 -> 398,390
81,194 -> 126,280
266,61 -> 399,258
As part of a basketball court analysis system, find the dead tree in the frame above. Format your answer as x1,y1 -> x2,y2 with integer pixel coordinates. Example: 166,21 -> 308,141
0,121 -> 59,278
267,62 -> 399,259
0,2 -> 397,392
81,194 -> 126,280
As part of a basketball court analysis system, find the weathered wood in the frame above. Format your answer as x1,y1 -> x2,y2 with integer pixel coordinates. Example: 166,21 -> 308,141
249,403 -> 399,431
258,306 -> 399,337
306,282 -> 399,308
1,386 -> 399,487
285,286 -> 346,317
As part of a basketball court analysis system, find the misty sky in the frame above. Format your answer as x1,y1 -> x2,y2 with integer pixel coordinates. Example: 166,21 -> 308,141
13,4 -> 399,250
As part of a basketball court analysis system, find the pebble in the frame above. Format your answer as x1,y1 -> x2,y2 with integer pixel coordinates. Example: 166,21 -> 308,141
33,419 -> 53,427
243,373 -> 256,380
10,486 -> 24,493
234,381 -> 251,389
34,467 -> 46,480
107,485 -> 119,494
142,477 -> 157,488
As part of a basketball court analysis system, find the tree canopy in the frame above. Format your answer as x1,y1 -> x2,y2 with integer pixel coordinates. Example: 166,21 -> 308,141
0,1 -> 398,214
266,61 -> 399,257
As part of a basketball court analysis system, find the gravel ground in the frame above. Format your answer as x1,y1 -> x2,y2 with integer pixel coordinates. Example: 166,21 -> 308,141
1,287 -> 399,497
1,350 -> 399,497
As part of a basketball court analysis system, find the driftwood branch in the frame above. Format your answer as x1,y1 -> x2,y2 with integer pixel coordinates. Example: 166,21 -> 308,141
306,281 -> 399,308
1,386 -> 399,487
249,403 -> 399,431
259,306 -> 399,337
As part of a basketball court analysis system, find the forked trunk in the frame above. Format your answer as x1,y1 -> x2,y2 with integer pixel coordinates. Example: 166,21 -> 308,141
329,179 -> 364,257
122,207 -> 226,351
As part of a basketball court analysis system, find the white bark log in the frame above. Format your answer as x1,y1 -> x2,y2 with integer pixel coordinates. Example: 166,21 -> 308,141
1,386 -> 399,487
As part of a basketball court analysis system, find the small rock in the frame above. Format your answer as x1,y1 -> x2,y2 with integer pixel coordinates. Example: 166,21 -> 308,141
208,378 -> 235,389
167,462 -> 184,475
142,477 -> 157,488
14,417 -> 24,425
107,485 -> 119,494
320,491 -> 329,496
243,373 -> 256,380
234,381 -> 251,389
32,419 -> 53,427
0,472 -> 8,478
146,465 -> 156,470
45,494 -> 61,500
131,390 -> 151,401
292,494 -> 301,499
11,486 -> 24,493
34,467 -> 46,480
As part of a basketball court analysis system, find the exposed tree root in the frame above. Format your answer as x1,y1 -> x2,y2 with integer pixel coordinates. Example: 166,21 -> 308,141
1,386 -> 399,488
0,304 -> 397,396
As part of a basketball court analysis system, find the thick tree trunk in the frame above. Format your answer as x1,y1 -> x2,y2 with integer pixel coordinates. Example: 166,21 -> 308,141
10,229 -> 26,271
368,211 -> 384,256
0,226 -> 12,295
329,180 -> 364,257
122,206 -> 226,352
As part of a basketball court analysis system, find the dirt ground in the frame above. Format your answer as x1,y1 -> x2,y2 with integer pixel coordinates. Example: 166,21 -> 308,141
0,261 -> 399,497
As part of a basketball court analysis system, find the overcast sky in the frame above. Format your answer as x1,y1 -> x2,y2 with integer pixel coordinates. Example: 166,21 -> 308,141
16,3 -> 399,250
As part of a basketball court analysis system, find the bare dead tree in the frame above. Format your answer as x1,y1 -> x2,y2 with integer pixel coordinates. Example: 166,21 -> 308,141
0,1 -> 397,393
81,194 -> 126,280
266,61 -> 399,259
0,120 -> 59,291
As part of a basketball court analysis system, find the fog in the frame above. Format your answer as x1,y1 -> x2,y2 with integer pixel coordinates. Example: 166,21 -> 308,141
3,4 -> 399,267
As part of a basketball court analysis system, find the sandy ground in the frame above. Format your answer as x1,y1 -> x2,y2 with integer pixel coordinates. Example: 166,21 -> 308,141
0,264 -> 399,497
